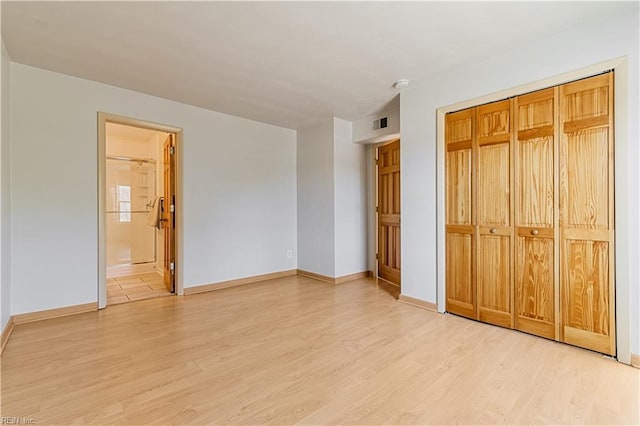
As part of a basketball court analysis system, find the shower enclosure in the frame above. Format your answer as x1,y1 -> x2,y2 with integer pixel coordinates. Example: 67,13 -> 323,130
105,157 -> 157,272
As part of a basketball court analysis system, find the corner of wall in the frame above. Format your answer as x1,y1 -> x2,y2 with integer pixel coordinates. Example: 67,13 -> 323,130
333,117 -> 368,278
1,37 -> 13,330
296,119 -> 336,277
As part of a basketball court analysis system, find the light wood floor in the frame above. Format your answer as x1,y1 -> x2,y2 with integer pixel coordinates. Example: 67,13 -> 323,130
107,272 -> 171,305
2,276 -> 638,425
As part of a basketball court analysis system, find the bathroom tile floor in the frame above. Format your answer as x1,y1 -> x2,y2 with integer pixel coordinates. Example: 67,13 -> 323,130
106,272 -> 172,305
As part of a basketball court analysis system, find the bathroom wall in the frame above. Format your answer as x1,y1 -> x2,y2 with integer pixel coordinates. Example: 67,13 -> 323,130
155,133 -> 165,274
106,139 -> 155,158
105,125 -> 166,276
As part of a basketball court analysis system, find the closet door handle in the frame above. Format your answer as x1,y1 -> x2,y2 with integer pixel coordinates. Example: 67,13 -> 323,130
489,228 -> 497,234
531,229 -> 539,236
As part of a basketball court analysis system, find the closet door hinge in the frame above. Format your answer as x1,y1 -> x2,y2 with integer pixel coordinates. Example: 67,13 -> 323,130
170,262 -> 175,273
170,204 -> 175,213
169,146 -> 175,155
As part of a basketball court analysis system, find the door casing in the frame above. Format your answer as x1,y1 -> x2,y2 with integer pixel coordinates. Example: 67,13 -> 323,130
98,112 -> 183,308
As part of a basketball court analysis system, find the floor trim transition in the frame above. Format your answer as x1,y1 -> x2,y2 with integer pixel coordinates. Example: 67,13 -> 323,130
1,316 -> 15,353
335,271 -> 372,284
12,302 -> 98,325
631,352 -> 640,369
398,294 -> 437,312
297,269 -> 371,284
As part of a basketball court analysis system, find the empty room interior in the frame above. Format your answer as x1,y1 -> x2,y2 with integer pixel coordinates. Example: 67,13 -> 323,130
0,2 -> 639,425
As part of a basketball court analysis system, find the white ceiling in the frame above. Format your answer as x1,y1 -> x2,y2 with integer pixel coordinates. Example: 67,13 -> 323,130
1,1 -> 633,130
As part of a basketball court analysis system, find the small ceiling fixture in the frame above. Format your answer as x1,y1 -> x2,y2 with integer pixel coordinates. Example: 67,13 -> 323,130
393,79 -> 409,90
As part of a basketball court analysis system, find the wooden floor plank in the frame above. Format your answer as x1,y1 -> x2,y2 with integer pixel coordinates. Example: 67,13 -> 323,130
1,276 -> 638,425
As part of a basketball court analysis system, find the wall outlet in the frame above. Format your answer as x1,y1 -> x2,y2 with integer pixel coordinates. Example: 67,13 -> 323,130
287,250 -> 293,258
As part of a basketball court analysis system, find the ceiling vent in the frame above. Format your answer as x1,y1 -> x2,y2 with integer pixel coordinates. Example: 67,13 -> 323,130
373,117 -> 388,130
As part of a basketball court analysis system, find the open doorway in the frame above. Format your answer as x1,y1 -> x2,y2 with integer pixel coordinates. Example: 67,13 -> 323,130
98,113 -> 181,308
376,138 -> 401,287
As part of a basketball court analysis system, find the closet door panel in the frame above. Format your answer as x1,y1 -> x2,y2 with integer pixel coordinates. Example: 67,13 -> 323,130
477,233 -> 511,327
562,237 -> 611,353
478,143 -> 510,226
516,230 -> 555,339
446,149 -> 472,225
446,108 -> 476,319
515,88 -> 557,339
477,141 -> 512,327
518,136 -> 554,228
563,128 -> 609,229
476,100 -> 513,327
446,230 -> 475,318
560,72 -> 615,355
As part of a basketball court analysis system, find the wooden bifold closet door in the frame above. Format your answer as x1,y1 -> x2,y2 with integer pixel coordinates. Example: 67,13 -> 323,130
514,87 -> 558,340
559,73 -> 615,355
445,72 -> 615,355
445,109 -> 475,319
475,99 -> 513,328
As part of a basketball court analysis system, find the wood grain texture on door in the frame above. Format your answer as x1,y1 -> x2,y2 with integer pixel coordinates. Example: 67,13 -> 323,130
559,72 -> 615,355
516,229 -> 555,339
445,108 -> 475,319
476,100 -> 513,328
514,87 -> 557,339
446,150 -> 472,225
377,139 -> 401,286
446,231 -> 474,318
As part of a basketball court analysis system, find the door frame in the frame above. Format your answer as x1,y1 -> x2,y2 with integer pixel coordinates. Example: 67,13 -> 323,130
435,57 -> 632,364
97,112 -> 184,308
375,138 -> 401,286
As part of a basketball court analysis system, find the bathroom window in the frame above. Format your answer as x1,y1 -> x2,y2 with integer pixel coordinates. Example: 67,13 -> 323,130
118,185 -> 131,223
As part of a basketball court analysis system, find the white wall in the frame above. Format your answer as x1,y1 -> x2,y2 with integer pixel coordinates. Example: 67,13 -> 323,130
297,119 -> 335,276
1,39 -> 11,330
400,8 -> 639,355
333,118 -> 367,277
297,117 -> 368,278
10,63 -> 297,315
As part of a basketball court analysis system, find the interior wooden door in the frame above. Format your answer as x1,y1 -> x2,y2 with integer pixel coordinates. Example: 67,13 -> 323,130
163,134 -> 176,293
445,108 -> 475,319
476,100 -> 513,328
559,72 -> 615,355
514,88 -> 557,339
377,139 -> 401,286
